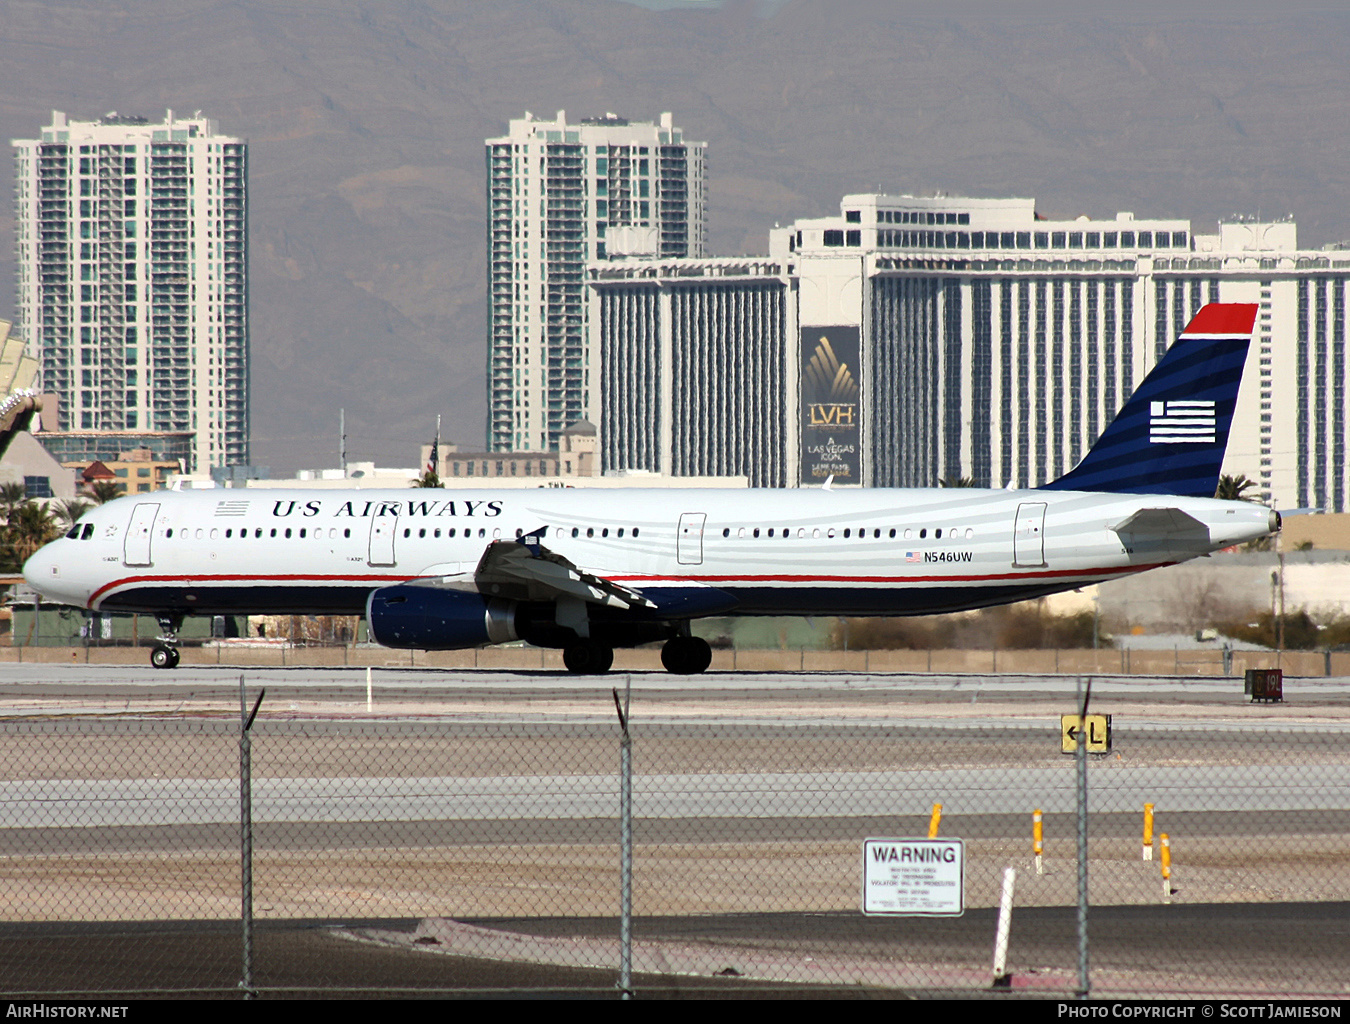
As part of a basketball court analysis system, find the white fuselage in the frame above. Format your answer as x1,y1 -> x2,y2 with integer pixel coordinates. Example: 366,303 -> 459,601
24,486 -> 1276,620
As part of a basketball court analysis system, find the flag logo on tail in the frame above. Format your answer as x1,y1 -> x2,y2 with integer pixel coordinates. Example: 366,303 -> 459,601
1150,400 -> 1216,444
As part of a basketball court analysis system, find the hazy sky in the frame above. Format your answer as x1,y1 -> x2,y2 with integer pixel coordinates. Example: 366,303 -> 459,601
2,0 -> 1348,472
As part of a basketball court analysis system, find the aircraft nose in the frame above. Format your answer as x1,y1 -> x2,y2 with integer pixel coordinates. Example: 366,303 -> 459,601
22,542 -> 60,594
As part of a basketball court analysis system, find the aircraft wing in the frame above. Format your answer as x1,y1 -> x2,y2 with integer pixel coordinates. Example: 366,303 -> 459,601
471,530 -> 657,611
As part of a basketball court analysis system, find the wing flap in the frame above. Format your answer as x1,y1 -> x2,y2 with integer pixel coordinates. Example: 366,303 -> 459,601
472,533 -> 657,611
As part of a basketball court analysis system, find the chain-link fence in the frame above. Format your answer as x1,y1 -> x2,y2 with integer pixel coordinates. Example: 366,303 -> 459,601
1,678 -> 1347,997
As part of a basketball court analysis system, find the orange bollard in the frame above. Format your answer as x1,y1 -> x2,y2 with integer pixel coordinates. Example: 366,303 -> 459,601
1033,809 -> 1044,875
928,802 -> 942,838
1143,803 -> 1155,861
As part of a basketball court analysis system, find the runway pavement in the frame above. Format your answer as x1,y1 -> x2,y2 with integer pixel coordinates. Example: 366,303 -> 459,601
1,664 -> 1348,996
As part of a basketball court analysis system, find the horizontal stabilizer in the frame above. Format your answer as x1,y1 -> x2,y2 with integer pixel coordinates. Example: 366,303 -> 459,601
1110,508 -> 1208,536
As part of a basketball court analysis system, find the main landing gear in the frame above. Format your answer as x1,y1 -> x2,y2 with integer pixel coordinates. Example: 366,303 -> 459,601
559,635 -> 713,675
150,613 -> 182,670
562,641 -> 614,675
660,636 -> 712,675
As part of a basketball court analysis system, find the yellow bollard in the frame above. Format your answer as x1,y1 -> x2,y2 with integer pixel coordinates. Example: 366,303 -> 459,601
1033,809 -> 1044,875
928,802 -> 942,839
1160,833 -> 1172,902
1143,803 -> 1155,861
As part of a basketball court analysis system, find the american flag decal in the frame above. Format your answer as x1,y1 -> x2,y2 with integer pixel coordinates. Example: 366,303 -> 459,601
214,500 -> 250,517
1150,400 -> 1216,444
905,551 -> 921,563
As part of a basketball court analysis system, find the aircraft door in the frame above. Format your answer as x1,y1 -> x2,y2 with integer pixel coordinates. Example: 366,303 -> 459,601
368,512 -> 398,567
123,503 -> 160,567
677,512 -> 706,565
1013,502 -> 1047,568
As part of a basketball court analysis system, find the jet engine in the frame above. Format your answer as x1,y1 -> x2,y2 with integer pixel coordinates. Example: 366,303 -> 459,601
366,585 -> 519,650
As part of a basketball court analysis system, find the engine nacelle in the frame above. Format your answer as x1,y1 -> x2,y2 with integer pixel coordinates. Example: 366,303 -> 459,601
366,585 -> 519,650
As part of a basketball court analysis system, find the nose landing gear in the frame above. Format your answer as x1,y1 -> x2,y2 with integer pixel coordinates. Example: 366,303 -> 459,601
150,613 -> 182,669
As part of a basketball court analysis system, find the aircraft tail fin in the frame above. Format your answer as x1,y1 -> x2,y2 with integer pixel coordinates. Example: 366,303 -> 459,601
1042,303 -> 1258,498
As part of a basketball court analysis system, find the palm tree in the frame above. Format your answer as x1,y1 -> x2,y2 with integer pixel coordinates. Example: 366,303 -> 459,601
1215,474 -> 1259,502
940,475 -> 977,488
82,480 -> 122,505
7,501 -> 58,566
0,481 -> 27,523
52,498 -> 94,533
412,468 -> 441,488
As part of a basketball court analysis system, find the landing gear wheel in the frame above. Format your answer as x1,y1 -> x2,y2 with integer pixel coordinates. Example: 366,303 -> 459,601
151,644 -> 178,670
563,642 -> 615,674
661,636 -> 712,675
167,647 -> 181,668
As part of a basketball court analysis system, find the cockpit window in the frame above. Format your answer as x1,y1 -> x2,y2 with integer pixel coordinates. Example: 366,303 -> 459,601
81,523 -> 95,540
65,525 -> 80,539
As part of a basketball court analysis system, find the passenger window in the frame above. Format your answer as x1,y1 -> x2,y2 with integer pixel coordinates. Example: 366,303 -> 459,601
602,528 -> 609,538
618,528 -> 625,538
572,528 -> 579,538
343,528 -> 350,539
827,528 -> 835,538
478,528 -> 486,538
737,528 -> 745,539
632,528 -> 640,537
285,528 -> 292,539
299,528 -> 306,538
587,527 -> 594,538
889,529 -> 896,538
723,528 -> 730,538
493,529 -> 501,539
419,528 -> 426,538
843,529 -> 850,538
935,529 -> 942,539
919,529 -> 927,539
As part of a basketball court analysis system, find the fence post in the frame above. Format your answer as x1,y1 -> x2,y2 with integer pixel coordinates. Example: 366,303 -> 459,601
239,677 -> 265,1000
612,679 -> 633,1000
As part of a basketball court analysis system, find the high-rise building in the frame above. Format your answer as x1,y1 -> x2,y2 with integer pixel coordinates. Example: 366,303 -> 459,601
486,111 -> 706,453
593,193 -> 1350,512
13,110 -> 248,473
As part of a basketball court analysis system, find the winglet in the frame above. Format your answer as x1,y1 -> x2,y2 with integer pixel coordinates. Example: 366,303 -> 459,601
1042,303 -> 1258,498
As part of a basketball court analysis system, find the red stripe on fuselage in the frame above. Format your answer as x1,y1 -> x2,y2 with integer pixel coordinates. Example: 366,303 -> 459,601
89,573 -> 416,606
88,561 -> 1173,608
608,562 -> 1172,585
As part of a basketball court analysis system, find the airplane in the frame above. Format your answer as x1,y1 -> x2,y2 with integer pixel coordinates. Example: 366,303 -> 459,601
23,303 -> 1276,673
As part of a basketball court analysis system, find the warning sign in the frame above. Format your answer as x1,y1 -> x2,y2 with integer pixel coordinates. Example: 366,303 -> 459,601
862,838 -> 965,916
